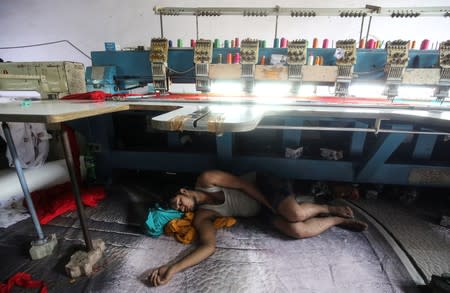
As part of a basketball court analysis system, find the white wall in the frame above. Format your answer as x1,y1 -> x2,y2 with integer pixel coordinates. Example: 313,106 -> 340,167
0,0 -> 449,67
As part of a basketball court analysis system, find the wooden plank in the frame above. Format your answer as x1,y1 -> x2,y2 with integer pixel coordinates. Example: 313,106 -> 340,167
209,64 -> 241,79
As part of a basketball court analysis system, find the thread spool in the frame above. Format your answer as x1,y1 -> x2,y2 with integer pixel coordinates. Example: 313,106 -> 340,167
226,53 -> 232,64
260,55 -> 266,65
261,40 -> 267,48
312,38 -> 319,48
217,54 -> 223,64
233,53 -> 240,64
411,40 -> 416,49
214,39 -> 220,48
366,39 -> 375,49
190,39 -> 196,48
234,37 -> 240,48
177,39 -> 183,48
308,54 -> 314,65
224,40 -> 230,48
314,56 -> 321,65
280,37 -> 288,48
273,38 -> 280,48
168,40 -> 173,48
231,40 -> 235,48
319,56 -> 324,65
322,39 -> 329,48
420,39 -> 430,50
359,39 -> 365,49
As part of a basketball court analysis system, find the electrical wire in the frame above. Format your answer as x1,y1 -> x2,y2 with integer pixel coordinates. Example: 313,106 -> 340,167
0,40 -> 91,60
168,66 -> 195,75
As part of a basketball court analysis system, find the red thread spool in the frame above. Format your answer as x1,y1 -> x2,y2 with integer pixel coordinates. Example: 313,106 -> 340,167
280,38 -> 288,48
312,38 -> 319,48
420,39 -> 430,50
366,39 -> 375,49
190,39 -> 196,48
226,53 -> 232,64
233,53 -> 240,64
322,39 -> 329,48
234,37 -> 240,48
359,39 -> 365,49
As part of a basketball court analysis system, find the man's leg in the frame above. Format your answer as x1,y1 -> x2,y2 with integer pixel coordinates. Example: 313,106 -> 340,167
272,215 -> 367,239
277,195 -> 353,222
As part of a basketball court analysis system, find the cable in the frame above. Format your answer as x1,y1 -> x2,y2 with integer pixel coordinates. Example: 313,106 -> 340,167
0,40 -> 91,60
168,66 -> 195,75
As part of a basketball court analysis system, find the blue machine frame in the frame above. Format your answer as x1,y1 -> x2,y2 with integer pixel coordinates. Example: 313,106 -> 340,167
77,47 -> 450,187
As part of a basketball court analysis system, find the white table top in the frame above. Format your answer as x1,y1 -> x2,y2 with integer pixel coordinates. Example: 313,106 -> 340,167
1,99 -> 449,132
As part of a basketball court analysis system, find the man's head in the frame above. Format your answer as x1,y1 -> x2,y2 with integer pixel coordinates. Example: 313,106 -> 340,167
169,188 -> 198,212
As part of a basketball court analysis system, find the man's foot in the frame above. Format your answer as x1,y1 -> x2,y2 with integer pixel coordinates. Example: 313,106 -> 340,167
337,219 -> 368,232
328,205 -> 354,218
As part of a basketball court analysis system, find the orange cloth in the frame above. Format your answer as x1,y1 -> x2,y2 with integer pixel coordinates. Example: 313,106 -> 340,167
164,212 -> 236,244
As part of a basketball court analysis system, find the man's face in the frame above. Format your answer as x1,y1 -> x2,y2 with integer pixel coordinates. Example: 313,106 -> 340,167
170,190 -> 196,212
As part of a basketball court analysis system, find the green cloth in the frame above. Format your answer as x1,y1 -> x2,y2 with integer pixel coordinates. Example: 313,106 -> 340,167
144,205 -> 183,237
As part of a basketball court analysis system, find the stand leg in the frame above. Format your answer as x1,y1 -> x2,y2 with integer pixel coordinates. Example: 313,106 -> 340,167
61,126 -> 93,251
1,122 -> 46,242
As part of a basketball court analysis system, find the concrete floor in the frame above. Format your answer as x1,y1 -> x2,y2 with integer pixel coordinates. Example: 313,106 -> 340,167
1,173 -> 446,292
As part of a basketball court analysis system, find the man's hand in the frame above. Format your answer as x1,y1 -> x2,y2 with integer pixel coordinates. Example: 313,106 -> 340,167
149,264 -> 174,287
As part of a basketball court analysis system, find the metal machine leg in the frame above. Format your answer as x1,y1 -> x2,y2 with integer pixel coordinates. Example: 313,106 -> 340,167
61,127 -> 94,251
1,122 -> 47,244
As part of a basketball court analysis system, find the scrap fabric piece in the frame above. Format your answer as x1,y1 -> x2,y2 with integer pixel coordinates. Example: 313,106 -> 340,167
164,212 -> 236,244
25,182 -> 106,224
0,122 -> 52,168
0,272 -> 47,293
144,205 -> 183,237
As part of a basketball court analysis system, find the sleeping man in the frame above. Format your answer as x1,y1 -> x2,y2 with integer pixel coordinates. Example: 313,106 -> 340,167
149,170 -> 367,287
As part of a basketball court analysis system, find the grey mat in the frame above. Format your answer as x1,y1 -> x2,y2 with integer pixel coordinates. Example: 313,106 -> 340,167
350,197 -> 450,282
0,183 -> 420,292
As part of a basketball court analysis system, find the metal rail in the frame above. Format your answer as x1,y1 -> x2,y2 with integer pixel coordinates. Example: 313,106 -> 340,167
154,6 -> 450,18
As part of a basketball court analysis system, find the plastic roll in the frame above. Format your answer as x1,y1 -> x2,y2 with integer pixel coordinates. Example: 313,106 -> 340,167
359,39 -> 365,49
280,37 -> 288,48
420,39 -> 430,50
177,39 -> 183,48
226,53 -> 232,64
234,37 -> 240,48
273,38 -> 279,48
312,38 -> 319,48
0,158 -> 86,208
322,39 -> 329,48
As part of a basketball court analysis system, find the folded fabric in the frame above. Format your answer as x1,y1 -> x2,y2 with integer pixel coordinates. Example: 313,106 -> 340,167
0,272 -> 47,293
143,205 -> 183,237
164,212 -> 236,244
25,182 -> 106,224
61,91 -> 110,102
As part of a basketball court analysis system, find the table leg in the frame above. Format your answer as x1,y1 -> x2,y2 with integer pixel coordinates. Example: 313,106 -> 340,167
1,122 -> 47,244
61,126 -> 94,251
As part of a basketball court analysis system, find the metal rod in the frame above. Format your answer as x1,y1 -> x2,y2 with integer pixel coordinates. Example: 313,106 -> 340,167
365,16 -> 372,45
274,15 -> 279,39
61,127 -> 94,251
256,125 -> 450,136
2,122 -> 46,241
160,14 -> 164,38
196,15 -> 199,40
359,16 -> 365,42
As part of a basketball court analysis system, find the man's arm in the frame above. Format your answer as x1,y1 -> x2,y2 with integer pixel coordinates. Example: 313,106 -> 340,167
149,209 -> 218,287
196,170 -> 275,213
